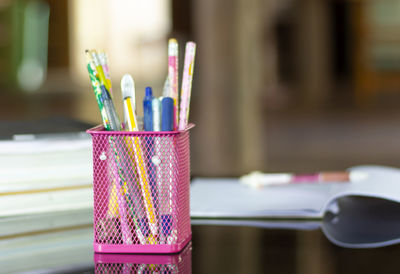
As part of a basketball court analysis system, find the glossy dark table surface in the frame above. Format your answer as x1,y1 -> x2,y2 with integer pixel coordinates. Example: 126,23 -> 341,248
1,222 -> 400,274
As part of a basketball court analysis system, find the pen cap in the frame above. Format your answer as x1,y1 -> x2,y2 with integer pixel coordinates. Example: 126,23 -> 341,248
145,86 -> 153,97
161,97 -> 174,131
121,74 -> 135,99
143,87 -> 154,131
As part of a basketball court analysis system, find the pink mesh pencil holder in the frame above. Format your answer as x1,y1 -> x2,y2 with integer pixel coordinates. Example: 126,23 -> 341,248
94,241 -> 192,273
87,124 -> 194,253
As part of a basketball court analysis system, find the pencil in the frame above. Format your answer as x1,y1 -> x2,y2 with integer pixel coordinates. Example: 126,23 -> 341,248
121,75 -> 158,238
178,42 -> 196,130
168,38 -> 179,130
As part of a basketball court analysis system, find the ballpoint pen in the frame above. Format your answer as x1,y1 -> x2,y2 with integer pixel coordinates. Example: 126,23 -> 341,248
161,96 -> 176,243
142,86 -> 158,237
161,97 -> 174,131
143,87 -> 154,131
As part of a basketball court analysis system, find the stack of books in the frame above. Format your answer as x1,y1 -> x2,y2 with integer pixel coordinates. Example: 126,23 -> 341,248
0,118 -> 93,217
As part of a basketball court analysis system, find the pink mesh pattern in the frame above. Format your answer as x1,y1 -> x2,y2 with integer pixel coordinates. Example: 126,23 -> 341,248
94,242 -> 192,273
87,125 -> 193,253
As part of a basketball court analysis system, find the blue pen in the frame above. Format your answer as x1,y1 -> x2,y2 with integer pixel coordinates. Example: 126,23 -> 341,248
161,97 -> 174,131
143,87 -> 157,218
143,87 -> 154,131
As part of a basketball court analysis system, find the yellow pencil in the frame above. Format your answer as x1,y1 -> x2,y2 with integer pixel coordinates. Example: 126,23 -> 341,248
121,74 -> 158,237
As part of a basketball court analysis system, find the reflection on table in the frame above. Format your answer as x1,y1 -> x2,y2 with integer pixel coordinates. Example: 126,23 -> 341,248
2,209 -> 400,274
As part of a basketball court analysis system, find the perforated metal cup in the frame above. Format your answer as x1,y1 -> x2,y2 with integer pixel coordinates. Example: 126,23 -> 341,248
87,125 -> 193,253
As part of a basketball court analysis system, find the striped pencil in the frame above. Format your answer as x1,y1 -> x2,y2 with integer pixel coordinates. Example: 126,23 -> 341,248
178,42 -> 196,130
168,39 -> 179,130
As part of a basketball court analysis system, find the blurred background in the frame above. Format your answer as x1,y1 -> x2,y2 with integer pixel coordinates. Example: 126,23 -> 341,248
1,0 -> 400,177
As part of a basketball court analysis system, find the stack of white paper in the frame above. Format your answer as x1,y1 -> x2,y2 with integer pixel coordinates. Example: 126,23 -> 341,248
0,133 -> 93,217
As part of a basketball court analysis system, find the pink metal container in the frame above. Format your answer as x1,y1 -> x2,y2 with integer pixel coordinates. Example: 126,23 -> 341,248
87,125 -> 193,253
94,241 -> 192,273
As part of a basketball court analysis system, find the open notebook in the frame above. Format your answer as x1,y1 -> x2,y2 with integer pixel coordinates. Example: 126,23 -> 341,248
190,165 -> 400,248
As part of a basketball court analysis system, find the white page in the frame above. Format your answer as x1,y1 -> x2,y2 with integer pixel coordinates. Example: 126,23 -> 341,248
0,208 -> 93,237
318,165 -> 400,248
0,188 -> 93,217
0,136 -> 91,154
322,165 -> 400,212
191,165 -> 400,248
0,136 -> 92,189
190,178 -> 335,218
191,165 -> 400,219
